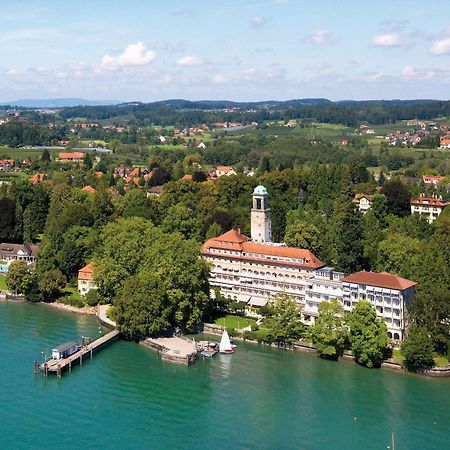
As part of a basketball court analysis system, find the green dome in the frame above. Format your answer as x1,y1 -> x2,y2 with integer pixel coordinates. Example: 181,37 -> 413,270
253,185 -> 268,195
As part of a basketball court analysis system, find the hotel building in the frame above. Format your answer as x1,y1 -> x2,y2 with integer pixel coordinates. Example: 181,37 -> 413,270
202,185 -> 416,340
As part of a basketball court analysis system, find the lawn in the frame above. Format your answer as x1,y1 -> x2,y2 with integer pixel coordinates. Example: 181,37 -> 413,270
59,286 -> 84,307
434,355 -> 449,367
214,315 -> 256,330
0,275 -> 7,290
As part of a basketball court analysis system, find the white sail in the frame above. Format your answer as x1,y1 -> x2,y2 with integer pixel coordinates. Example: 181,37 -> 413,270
219,330 -> 233,353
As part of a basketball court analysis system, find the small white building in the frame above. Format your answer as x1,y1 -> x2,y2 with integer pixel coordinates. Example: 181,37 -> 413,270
52,341 -> 79,360
352,194 -> 373,214
77,264 -> 96,296
410,194 -> 449,223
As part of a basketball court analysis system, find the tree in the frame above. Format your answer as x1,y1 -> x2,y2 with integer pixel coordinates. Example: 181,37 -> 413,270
309,300 -> 348,359
334,201 -> 365,273
381,178 -> 410,217
284,219 -> 321,255
38,268 -> 66,301
376,233 -> 421,280
5,260 -> 35,294
266,293 -> 305,347
348,301 -> 388,368
371,194 -> 387,228
401,325 -> 435,373
0,198 -> 17,242
161,204 -> 201,241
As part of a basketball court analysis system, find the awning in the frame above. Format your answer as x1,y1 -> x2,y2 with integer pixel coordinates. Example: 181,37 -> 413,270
247,297 -> 269,307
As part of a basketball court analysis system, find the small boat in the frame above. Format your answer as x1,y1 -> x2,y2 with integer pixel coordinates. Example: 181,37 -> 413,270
201,349 -> 217,358
219,330 -> 234,354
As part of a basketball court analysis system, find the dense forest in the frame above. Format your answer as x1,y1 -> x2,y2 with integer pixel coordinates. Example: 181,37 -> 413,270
57,99 -> 450,127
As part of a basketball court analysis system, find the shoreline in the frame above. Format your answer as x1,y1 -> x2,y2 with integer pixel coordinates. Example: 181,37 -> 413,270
199,326 -> 450,378
37,301 -> 97,316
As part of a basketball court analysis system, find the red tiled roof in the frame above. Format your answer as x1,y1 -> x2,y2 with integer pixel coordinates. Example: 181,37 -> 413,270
410,197 -> 449,207
342,271 -> 416,290
59,152 -> 85,160
181,174 -> 193,181
82,185 -> 96,192
202,229 -> 324,269
78,263 -> 94,281
216,166 -> 234,173
353,194 -> 374,202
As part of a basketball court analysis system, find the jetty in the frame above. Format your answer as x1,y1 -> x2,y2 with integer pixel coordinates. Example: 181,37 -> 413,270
142,336 -> 197,365
39,329 -> 120,377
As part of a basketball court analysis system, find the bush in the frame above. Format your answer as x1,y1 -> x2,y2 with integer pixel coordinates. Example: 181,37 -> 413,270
85,290 -> 101,306
251,323 -> 260,331
243,331 -> 258,341
227,327 -> 238,337
59,296 -> 84,308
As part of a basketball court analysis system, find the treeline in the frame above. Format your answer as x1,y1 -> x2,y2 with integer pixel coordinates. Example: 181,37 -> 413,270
0,122 -> 64,147
59,100 -> 450,127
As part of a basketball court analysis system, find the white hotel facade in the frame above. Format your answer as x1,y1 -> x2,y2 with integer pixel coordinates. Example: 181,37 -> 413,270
202,185 -> 416,340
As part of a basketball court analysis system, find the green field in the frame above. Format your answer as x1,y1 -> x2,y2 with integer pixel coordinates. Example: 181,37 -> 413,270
0,146 -> 58,159
0,275 -> 7,290
214,315 -> 256,329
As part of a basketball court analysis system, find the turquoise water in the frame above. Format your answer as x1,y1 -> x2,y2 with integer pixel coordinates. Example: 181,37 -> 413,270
0,302 -> 449,450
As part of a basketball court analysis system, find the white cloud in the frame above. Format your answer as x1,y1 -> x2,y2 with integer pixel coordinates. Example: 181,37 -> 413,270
241,67 -> 256,80
304,28 -> 338,45
176,56 -> 203,66
372,33 -> 401,47
429,37 -> 450,55
250,16 -> 267,28
211,74 -> 228,84
400,65 -> 435,80
312,28 -> 333,44
102,42 -> 156,68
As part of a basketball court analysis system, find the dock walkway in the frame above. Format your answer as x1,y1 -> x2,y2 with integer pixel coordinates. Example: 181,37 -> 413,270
41,329 -> 120,376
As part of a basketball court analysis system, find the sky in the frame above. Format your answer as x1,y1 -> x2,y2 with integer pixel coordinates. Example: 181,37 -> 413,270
0,0 -> 449,102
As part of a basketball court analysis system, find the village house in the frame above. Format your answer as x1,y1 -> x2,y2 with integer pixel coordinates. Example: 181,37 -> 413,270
352,194 -> 374,213
410,194 -> 449,223
77,264 -> 96,296
439,136 -> 450,148
216,166 -> 237,177
0,159 -> 14,171
195,140 -> 206,149
82,185 -> 96,193
421,175 -> 445,186
202,186 -> 416,340
146,185 -> 164,197
58,152 -> 85,162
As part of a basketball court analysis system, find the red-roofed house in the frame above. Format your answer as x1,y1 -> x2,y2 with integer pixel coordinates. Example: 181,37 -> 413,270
58,152 -> 85,162
341,271 -> 416,340
216,166 -> 237,177
410,194 -> 449,223
77,264 -> 96,296
31,173 -> 46,184
439,136 -> 450,148
82,185 -> 96,193
352,194 -> 374,213
421,175 -> 445,186
181,174 -> 193,181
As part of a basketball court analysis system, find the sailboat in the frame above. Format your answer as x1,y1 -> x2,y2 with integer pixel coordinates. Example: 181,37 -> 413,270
219,329 -> 234,354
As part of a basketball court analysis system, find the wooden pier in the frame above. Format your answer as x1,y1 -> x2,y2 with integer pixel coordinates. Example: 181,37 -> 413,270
39,329 -> 120,377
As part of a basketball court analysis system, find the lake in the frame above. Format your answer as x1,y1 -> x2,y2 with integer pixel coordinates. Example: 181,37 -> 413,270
0,301 -> 448,450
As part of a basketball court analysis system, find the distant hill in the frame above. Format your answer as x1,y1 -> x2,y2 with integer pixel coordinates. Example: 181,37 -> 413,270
1,98 -> 121,108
